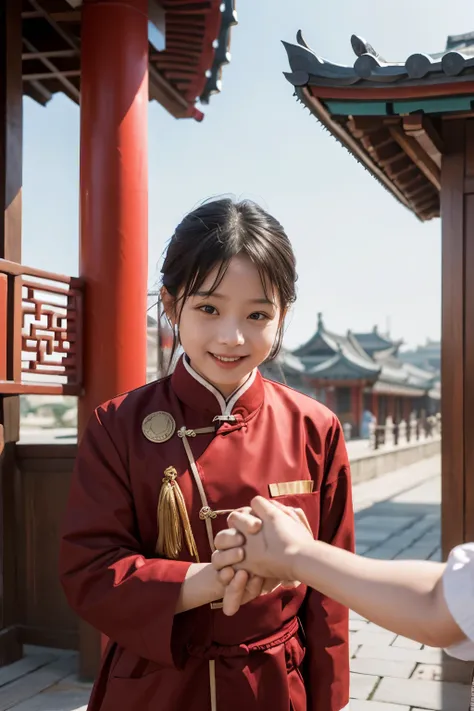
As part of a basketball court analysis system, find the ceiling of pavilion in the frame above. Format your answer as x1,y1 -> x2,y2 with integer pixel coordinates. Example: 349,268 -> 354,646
21,0 -> 237,120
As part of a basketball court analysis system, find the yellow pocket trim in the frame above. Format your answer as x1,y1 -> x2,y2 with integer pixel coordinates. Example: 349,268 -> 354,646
269,480 -> 314,497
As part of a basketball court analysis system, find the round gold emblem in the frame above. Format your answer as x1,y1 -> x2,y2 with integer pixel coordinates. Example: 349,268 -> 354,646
142,411 -> 176,443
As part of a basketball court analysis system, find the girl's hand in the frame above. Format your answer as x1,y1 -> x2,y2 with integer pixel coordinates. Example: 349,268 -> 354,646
216,506 -> 300,593
212,503 -> 308,615
217,564 -> 273,606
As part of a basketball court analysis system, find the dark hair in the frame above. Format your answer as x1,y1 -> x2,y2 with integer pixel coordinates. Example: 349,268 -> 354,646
161,198 -> 297,365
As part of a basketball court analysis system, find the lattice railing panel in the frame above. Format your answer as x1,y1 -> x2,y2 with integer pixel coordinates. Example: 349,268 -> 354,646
0,259 -> 83,395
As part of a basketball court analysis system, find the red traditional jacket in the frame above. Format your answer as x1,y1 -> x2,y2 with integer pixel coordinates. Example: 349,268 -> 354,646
59,356 -> 354,711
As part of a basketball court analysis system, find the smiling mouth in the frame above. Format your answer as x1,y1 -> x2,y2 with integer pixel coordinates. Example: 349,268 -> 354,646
211,354 -> 246,362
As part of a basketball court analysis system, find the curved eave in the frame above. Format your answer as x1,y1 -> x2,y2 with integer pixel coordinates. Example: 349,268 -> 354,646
282,32 -> 474,222
294,329 -> 335,358
309,353 -> 380,381
294,85 -> 436,221
283,32 -> 474,98
200,0 -> 237,104
22,0 -> 238,121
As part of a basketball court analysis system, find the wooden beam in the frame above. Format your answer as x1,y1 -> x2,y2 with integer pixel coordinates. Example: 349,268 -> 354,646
0,2 -> 21,264
0,0 -> 23,667
27,0 -> 81,53
49,11 -> 81,22
463,120 -> 474,545
389,125 -> 441,191
22,10 -> 81,22
441,120 -> 466,557
22,50 -> 78,60
23,70 -> 80,81
22,38 -> 80,103
402,115 -> 444,169
300,88 -> 413,214
148,63 -> 192,117
24,80 -> 52,105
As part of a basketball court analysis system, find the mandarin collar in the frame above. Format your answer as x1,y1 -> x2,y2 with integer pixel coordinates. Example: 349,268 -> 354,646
171,355 -> 264,420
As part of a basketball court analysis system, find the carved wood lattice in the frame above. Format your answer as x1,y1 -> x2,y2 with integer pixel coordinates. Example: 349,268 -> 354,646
21,278 -> 81,389
0,260 -> 83,395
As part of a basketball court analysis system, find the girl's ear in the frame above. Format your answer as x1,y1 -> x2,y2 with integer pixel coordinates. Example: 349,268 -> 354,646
160,286 -> 176,326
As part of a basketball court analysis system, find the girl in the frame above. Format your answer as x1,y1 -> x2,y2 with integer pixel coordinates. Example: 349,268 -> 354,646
59,198 -> 354,711
212,496 -> 474,660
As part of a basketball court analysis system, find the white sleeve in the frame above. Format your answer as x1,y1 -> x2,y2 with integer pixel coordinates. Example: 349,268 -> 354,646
443,542 -> 474,661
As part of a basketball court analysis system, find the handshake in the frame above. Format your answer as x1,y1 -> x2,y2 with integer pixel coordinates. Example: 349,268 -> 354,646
211,496 -> 314,616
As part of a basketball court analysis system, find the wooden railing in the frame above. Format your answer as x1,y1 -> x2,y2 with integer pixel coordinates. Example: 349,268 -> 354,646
0,259 -> 83,395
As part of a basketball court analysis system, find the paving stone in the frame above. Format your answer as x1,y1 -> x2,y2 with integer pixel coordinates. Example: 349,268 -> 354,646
58,674 -> 94,691
23,647 -> 75,659
391,636 -> 423,650
0,653 -> 57,688
349,672 -> 379,700
394,548 -> 438,560
350,639 -> 362,657
350,701 -> 410,711
350,619 -> 369,632
412,662 -> 472,685
373,675 -> 470,710
356,644 -> 443,665
356,530 -> 393,544
0,657 -> 76,711
7,686 -> 90,711
351,629 -> 398,647
350,657 -> 416,679
356,515 -> 416,530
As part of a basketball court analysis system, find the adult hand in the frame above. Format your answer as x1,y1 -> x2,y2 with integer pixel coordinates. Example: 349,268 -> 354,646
213,498 -> 313,615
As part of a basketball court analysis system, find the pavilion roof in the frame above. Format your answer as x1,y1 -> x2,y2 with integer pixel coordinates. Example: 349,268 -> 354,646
282,30 -> 474,220
288,314 -> 436,392
21,0 -> 237,121
353,327 -> 402,357
294,313 -> 380,380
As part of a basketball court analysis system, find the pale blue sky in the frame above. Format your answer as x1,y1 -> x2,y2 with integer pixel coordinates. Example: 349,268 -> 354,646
22,1 -> 473,350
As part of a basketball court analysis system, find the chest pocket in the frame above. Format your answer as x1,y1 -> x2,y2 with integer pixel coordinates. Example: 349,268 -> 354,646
269,482 -> 321,539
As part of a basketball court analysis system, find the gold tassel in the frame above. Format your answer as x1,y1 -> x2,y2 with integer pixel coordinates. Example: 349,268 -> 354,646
156,466 -> 199,561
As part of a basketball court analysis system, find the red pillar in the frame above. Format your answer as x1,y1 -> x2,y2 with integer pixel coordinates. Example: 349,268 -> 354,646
79,0 -> 148,679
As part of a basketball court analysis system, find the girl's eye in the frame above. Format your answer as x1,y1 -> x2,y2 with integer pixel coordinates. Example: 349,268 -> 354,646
249,312 -> 268,321
199,305 -> 218,315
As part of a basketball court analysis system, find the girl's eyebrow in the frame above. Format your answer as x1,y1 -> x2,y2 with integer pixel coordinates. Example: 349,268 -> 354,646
194,290 -> 274,305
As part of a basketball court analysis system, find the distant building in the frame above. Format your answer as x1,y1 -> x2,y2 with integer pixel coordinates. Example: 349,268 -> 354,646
399,340 -> 440,376
263,315 -> 439,436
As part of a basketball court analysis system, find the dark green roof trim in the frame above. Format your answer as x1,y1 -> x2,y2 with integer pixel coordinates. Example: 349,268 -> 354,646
324,95 -> 474,117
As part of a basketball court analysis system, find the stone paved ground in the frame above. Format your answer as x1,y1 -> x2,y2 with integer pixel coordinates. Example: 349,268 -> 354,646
350,455 -> 471,710
1,454 -> 470,710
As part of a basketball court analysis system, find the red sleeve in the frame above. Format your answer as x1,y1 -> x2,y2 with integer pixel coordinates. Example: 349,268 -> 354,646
59,408 -> 193,668
302,418 -> 354,711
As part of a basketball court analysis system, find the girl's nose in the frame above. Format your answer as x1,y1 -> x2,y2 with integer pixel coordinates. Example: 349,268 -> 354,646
217,323 -> 245,346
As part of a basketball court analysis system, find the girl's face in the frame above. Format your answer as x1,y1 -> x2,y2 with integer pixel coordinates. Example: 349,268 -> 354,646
175,254 -> 282,397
